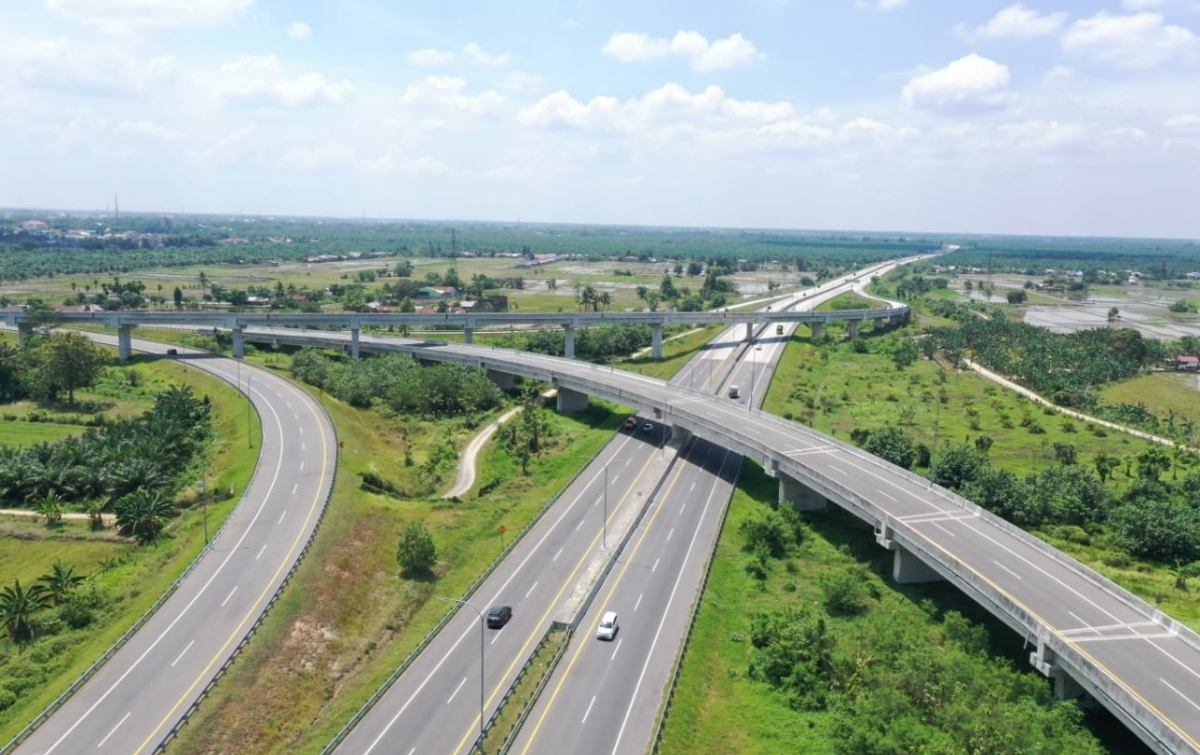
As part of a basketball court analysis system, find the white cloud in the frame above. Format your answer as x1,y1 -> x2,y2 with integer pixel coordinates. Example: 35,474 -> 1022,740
400,76 -> 503,116
1063,12 -> 1198,69
45,0 -> 253,33
519,84 -> 793,131
602,32 -> 670,63
408,48 -> 455,67
901,54 -> 1014,115
1165,113 -> 1200,130
463,43 -> 511,67
286,21 -> 311,40
960,4 -> 1069,40
602,30 -> 763,71
115,120 -> 182,141
204,54 -> 353,107
0,37 -> 177,97
670,31 -> 763,71
997,120 -> 1090,153
855,0 -> 908,11
190,123 -> 256,163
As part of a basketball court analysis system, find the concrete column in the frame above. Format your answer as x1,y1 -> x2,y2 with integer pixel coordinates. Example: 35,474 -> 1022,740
891,548 -> 943,584
651,324 -> 664,361
874,316 -> 885,330
16,323 -> 32,348
778,474 -> 827,511
810,322 -> 823,339
745,322 -> 754,342
350,328 -> 360,360
463,327 -> 474,345
117,325 -> 134,362
847,320 -> 860,340
1053,670 -> 1084,700
670,424 -> 692,445
563,325 -> 575,359
486,369 -> 515,391
232,327 -> 244,359
556,387 -> 589,413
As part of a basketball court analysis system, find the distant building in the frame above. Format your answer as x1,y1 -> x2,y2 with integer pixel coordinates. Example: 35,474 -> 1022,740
1178,356 -> 1199,371
417,286 -> 458,298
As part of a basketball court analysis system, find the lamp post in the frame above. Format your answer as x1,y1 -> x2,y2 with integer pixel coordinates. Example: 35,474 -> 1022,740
603,464 -> 608,549
438,597 -> 485,754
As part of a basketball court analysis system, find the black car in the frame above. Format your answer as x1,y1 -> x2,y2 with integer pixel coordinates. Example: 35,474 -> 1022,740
166,348 -> 178,356
486,605 -> 512,629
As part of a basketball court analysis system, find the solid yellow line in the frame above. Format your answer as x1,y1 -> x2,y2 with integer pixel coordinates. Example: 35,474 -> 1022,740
132,377 -> 332,755
448,442 -> 674,755
911,520 -> 1200,750
517,441 -> 698,755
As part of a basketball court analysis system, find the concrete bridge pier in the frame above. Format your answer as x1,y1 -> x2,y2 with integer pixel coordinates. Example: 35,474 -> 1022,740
487,369 -> 515,391
745,322 -> 755,342
874,316 -> 886,330
810,322 -> 823,339
118,325 -> 135,361
1030,638 -> 1085,700
556,387 -> 589,413
670,424 -> 692,445
764,462 -> 828,511
350,328 -> 360,360
847,320 -> 860,340
16,323 -> 32,348
232,327 -> 245,359
876,523 -> 945,584
651,324 -> 664,361
563,325 -> 576,359
463,327 -> 474,345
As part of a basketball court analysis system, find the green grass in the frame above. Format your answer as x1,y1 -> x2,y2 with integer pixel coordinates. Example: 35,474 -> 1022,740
164,383 -> 625,755
1098,372 -> 1200,427
0,353 -> 260,742
0,422 -> 81,446
0,535 -> 133,588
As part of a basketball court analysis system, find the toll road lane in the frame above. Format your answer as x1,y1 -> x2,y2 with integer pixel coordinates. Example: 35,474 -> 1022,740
331,430 -> 675,755
513,439 -> 739,755
12,337 -> 336,755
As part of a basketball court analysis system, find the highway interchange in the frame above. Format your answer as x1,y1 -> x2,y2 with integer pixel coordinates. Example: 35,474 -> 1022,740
9,257 -> 1200,755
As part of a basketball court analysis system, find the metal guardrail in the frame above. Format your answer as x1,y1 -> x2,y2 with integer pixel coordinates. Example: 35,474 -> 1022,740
0,344 -> 274,755
319,422 -> 621,755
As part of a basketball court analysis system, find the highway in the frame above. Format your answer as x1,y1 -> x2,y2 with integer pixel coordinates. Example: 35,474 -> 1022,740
7,336 -> 338,755
284,273 -> 1199,754
328,420 -> 682,755
326,266 -> 889,755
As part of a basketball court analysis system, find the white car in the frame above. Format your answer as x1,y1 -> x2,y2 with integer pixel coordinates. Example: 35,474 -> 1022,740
596,611 -> 619,641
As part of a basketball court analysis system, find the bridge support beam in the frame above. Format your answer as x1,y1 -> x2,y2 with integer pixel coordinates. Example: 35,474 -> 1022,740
556,387 -> 589,414
350,328 -> 360,360
118,325 -> 134,362
16,323 -> 32,348
670,424 -> 692,445
1030,640 -> 1085,700
777,473 -> 827,512
876,523 -> 945,584
563,325 -> 575,359
745,322 -> 754,342
232,328 -> 245,359
847,320 -> 859,340
486,369 -> 515,391
810,322 -> 823,339
874,316 -> 885,330
651,324 -> 664,361
463,327 -> 474,345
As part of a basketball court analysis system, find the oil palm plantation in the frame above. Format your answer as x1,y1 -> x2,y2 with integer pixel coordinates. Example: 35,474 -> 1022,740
1,579 -> 50,644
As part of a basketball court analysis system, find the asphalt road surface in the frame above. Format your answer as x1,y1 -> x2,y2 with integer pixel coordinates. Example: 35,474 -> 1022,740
11,336 -> 337,755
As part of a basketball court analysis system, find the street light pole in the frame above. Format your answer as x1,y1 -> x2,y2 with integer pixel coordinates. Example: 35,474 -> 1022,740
438,597 -> 485,754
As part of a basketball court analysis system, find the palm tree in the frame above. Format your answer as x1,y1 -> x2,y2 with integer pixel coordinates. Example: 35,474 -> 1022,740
38,561 -> 84,606
198,271 -> 209,301
115,489 -> 176,543
0,579 -> 50,643
37,494 -> 64,529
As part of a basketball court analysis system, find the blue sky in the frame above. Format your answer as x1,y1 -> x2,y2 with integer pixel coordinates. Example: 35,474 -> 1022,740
2,0 -> 1199,237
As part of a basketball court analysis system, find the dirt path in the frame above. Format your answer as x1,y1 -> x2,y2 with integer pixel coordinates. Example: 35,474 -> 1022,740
964,360 -> 1195,453
443,407 -> 522,499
